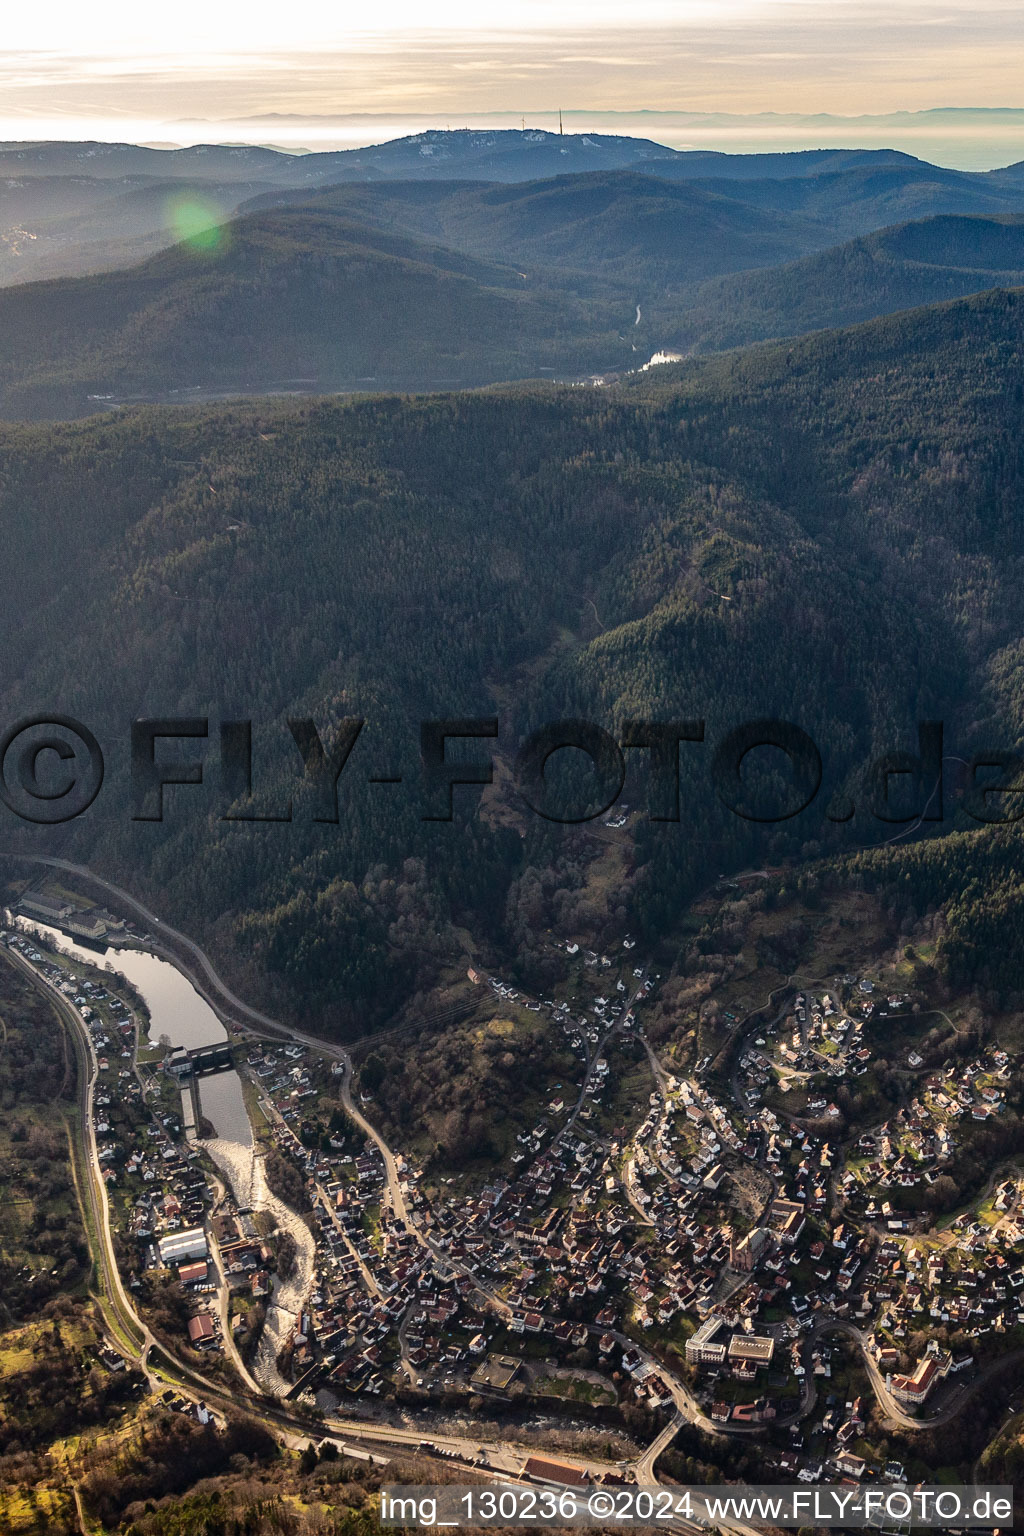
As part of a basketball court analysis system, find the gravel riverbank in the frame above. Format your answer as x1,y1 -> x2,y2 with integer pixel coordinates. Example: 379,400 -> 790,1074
204,1136 -> 317,1397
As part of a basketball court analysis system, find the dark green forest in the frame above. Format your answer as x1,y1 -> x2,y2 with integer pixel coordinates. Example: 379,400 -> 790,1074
2,284 -> 1024,1026
241,171 -> 825,289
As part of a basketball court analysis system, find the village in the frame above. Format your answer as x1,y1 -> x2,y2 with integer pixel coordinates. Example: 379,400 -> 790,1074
4,912 -> 1024,1489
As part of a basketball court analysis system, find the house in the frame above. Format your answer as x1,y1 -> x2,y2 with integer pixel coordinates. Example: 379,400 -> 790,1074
730,1397 -> 776,1424
18,895 -> 71,923
165,1048 -> 193,1078
772,1199 -> 806,1245
187,1314 -> 216,1349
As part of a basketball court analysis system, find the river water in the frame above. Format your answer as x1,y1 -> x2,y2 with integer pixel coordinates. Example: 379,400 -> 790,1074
15,917 -> 251,1146
196,1070 -> 253,1146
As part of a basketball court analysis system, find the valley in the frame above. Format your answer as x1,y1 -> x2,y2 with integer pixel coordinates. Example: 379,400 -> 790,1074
2,132 -> 1024,415
4,116 -> 1024,1529
3,854 -> 1024,1530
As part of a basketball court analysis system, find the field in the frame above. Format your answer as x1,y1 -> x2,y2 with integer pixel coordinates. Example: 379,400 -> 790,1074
534,1371 -> 617,1405
0,1486 -> 80,1536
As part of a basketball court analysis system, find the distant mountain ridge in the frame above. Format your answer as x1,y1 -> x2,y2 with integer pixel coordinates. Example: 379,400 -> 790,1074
0,130 -> 1024,408
3,131 -> 1018,194
3,130 -> 1024,294
0,175 -> 280,287
7,188 -> 1024,419
684,162 -> 1024,238
0,130 -> 681,186
633,147 -> 925,180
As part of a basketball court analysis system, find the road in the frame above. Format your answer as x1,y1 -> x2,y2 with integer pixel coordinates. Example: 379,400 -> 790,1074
2,943 -> 251,1399
621,1151 -> 656,1226
19,856 -> 286,1034
335,1056 -> 414,1227
807,1317 -> 1024,1432
397,1301 -> 418,1386
12,860 -> 514,1315
553,1020 -> 616,1146
621,1033 -> 672,1225
635,1409 -> 686,1481
1,935 -> 640,1498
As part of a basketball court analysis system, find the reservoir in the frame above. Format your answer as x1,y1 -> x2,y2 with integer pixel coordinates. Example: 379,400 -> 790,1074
196,1068 -> 253,1147
14,917 -> 253,1146
15,918 -> 224,1048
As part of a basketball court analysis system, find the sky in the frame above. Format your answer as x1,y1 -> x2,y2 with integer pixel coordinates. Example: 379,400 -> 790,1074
1,0 -> 1024,164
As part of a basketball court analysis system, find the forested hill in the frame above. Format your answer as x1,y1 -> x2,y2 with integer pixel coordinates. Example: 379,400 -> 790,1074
2,286 -> 1024,1029
6,132 -> 1024,302
0,208 -> 640,417
673,214 -> 1024,352
634,147 -> 925,181
669,161 -> 1024,237
6,162 -> 1024,422
240,171 -> 827,284
0,175 -> 283,288
0,130 -> 684,288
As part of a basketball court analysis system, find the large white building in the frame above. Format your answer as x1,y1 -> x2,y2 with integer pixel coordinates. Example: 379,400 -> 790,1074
685,1315 -> 728,1367
158,1227 -> 208,1266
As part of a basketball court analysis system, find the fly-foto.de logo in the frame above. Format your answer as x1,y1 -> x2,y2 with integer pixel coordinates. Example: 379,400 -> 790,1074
0,714 -> 1019,827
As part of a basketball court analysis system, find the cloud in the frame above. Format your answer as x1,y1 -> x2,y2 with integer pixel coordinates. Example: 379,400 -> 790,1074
0,4 -> 1022,155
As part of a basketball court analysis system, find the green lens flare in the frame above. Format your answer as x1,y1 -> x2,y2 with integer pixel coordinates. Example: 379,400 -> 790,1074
168,197 -> 227,253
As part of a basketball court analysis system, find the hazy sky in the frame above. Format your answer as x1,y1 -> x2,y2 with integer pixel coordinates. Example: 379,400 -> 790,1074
1,0 -> 1023,153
